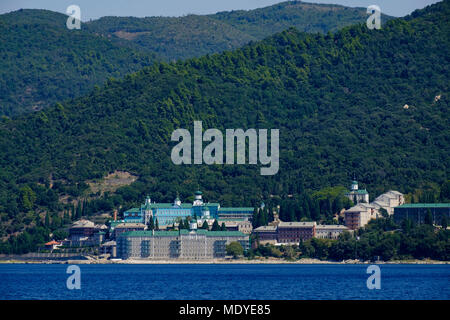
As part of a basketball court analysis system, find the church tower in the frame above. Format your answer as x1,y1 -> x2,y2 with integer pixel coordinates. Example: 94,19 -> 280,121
345,178 -> 369,204
174,193 -> 181,207
193,190 -> 204,206
351,180 -> 358,191
143,195 -> 153,225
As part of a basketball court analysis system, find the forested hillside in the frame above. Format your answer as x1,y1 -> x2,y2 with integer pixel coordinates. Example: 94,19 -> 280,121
0,1 -> 392,116
86,1 -> 392,60
0,1 -> 448,251
0,9 -> 156,116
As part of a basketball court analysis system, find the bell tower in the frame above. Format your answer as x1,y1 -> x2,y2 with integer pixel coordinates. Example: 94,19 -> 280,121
143,195 -> 153,225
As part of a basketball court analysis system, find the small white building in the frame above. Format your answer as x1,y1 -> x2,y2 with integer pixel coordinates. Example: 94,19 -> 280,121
345,180 -> 369,204
219,220 -> 253,234
344,190 -> 404,230
372,190 -> 405,215
315,225 -> 350,239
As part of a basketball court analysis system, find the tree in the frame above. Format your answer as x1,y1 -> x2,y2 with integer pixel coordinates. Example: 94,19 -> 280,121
379,208 -> 389,218
63,210 -> 70,224
220,222 -> 227,231
268,207 -> 274,222
283,246 -> 296,260
211,219 -> 220,231
76,203 -> 82,219
147,216 -> 155,230
201,220 -> 209,230
440,180 -> 450,201
20,186 -> 36,211
226,241 -> 243,258
252,208 -> 258,228
52,230 -> 68,240
424,209 -> 433,225
178,219 -> 185,230
402,218 -> 413,233
44,213 -> 50,228
441,215 -> 448,229
155,218 -> 159,231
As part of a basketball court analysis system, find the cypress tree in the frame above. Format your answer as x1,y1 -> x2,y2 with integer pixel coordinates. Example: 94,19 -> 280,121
268,207 -> 274,222
257,209 -> 264,227
252,208 -> 258,228
211,219 -> 220,231
76,203 -> 82,219
44,212 -> 50,228
262,208 -> 269,225
424,209 -> 433,225
441,215 -> 448,229
71,204 -> 75,221
148,216 -> 155,230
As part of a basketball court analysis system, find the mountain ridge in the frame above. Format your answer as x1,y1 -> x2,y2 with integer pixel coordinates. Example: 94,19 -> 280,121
86,1 -> 393,60
0,1 -> 393,116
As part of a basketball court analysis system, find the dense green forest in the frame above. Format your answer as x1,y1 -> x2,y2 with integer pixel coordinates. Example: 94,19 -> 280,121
0,1 -> 449,253
0,1 -> 391,116
0,9 -> 157,116
212,1 -> 391,38
86,1 -> 392,61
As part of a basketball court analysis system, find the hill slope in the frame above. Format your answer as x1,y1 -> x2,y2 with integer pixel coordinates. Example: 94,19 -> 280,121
0,1 -> 392,116
0,9 -> 156,116
86,1 -> 392,61
0,1 -> 448,238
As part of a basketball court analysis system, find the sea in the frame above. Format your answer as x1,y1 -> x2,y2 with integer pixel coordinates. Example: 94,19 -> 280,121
0,264 -> 449,300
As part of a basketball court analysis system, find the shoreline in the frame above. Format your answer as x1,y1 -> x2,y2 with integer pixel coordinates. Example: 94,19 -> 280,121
0,258 -> 448,265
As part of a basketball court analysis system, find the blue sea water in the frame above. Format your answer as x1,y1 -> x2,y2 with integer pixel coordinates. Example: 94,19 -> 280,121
0,264 -> 448,300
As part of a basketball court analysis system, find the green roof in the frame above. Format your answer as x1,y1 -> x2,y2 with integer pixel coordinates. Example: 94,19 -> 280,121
126,202 -> 221,213
119,230 -> 247,237
346,189 -> 368,195
136,203 -> 194,209
108,220 -> 125,227
205,231 -> 247,237
219,207 -> 254,212
396,203 -> 450,208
